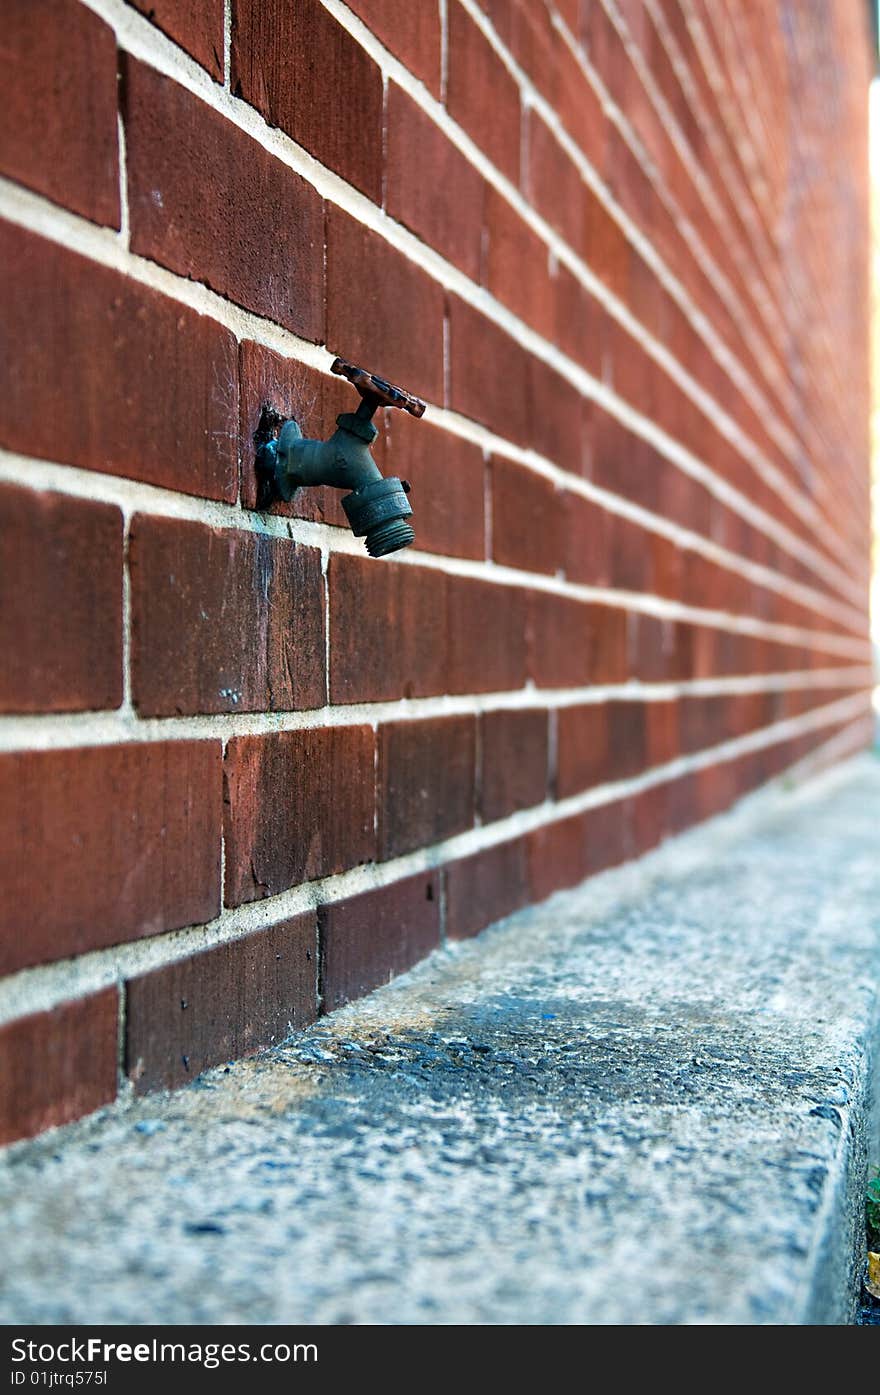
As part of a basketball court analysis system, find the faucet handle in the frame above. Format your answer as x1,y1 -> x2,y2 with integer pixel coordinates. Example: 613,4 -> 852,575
331,356 -> 427,418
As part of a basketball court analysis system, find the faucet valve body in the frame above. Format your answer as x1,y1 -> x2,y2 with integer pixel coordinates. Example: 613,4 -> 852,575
255,357 -> 425,559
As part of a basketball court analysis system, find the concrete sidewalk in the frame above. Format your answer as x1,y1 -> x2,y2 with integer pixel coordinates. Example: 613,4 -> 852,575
2,755 -> 879,1325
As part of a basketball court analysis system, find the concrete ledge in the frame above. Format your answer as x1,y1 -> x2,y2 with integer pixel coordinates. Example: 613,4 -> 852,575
1,753 -> 879,1324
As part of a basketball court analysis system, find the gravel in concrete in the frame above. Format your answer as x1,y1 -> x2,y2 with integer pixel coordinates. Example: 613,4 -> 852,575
2,756 -> 879,1325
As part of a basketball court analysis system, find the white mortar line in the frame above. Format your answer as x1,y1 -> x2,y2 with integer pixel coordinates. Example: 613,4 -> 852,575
70,0 -> 868,597
223,0 -> 232,91
0,667 -> 870,754
0,446 -> 869,645
0,690 -> 869,1026
116,113 -> 130,251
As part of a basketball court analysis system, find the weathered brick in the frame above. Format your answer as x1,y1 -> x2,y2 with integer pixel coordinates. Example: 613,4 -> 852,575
386,84 -> 485,279
126,914 -> 317,1093
131,0 -> 225,79
608,700 -> 647,779
223,727 -> 375,905
0,221 -> 239,501
630,784 -> 668,856
320,873 -> 441,1012
2,0 -> 119,225
0,486 -> 123,714
445,837 -> 530,940
330,554 -> 448,703
446,576 -> 529,694
480,709 -> 549,820
554,263 -> 602,380
384,414 -> 486,560
378,716 -> 476,859
590,605 -> 629,683
447,1 -> 522,184
326,208 -> 445,405
583,797 -> 633,875
483,187 -> 555,338
556,702 -> 610,798
232,0 -> 383,200
645,699 -> 679,767
564,491 -> 613,587
526,112 -> 586,254
448,294 -> 531,443
0,990 -> 118,1147
527,593 -> 593,687
130,516 -> 325,716
491,457 -> 564,575
346,0 -> 442,93
526,810 -> 590,901
0,743 -> 222,974
528,358 -> 590,474
123,57 -> 324,339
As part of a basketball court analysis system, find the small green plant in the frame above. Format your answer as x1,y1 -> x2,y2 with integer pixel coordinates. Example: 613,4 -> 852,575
867,1166 -> 880,1247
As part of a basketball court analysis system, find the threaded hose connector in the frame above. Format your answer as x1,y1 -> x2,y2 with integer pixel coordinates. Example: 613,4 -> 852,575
365,518 -> 416,557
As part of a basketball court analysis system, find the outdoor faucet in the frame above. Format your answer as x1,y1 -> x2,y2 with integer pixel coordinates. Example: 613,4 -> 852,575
255,356 -> 426,558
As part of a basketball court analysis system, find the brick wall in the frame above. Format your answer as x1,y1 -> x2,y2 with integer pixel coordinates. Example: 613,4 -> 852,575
0,0 -> 874,1145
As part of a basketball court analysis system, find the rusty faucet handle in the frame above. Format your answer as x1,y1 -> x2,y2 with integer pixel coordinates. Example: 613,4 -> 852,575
331,356 -> 427,419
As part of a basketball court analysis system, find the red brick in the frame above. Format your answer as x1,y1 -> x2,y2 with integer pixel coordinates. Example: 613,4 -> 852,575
0,743 -> 222,975
386,84 -> 485,279
628,613 -> 676,683
583,187 -> 630,300
554,263 -> 602,379
378,716 -> 476,859
330,554 -> 449,703
123,57 -> 324,339
528,592 -> 594,688
445,837 -> 530,939
223,727 -> 375,905
447,1 -> 522,185
448,294 -> 531,443
630,784 -> 668,856
326,208 -> 445,405
583,797 -> 633,874
125,914 -> 317,1093
130,515 -> 325,717
645,700 -> 679,766
590,604 -> 629,682
384,414 -> 486,560
0,990 -> 118,1147
480,708 -> 549,820
0,221 -> 238,501
564,492 -> 613,587
0,486 -> 123,714
346,0 -> 442,94
608,699 -> 647,779
1,0 -> 119,226
491,457 -> 563,575
446,576 -> 529,694
527,357 -> 590,473
131,0 -> 225,78
526,113 -> 586,254
483,187 -> 555,338
232,0 -> 383,200
556,702 -> 610,797
526,810 -> 591,900
320,872 -> 441,1012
